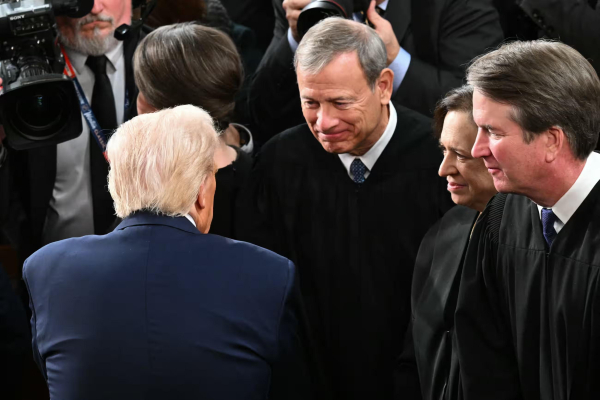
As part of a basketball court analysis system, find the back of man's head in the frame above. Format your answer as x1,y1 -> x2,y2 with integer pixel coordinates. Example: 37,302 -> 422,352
107,105 -> 219,219
467,40 -> 600,160
294,17 -> 387,91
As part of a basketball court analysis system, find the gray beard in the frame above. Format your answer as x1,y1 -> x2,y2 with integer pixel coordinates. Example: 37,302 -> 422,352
59,26 -> 119,56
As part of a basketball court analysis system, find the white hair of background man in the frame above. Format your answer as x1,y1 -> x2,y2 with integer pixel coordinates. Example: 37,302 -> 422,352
107,105 -> 219,218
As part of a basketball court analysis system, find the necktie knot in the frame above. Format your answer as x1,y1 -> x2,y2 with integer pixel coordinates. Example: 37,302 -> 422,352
541,208 -> 559,247
350,158 -> 368,184
86,55 -> 109,75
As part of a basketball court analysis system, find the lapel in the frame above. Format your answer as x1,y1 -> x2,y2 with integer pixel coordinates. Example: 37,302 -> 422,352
385,0 -> 412,45
116,211 -> 201,235
25,145 -> 57,246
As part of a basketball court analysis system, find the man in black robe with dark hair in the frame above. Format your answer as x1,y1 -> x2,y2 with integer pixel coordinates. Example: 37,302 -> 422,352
455,40 -> 600,399
237,18 -> 452,399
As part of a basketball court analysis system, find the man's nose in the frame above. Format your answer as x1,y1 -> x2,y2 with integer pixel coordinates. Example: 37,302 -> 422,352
315,107 -> 339,133
472,129 -> 491,159
91,0 -> 105,14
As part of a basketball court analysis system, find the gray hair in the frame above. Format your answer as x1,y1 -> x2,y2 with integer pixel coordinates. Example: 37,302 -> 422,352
467,40 -> 600,160
294,17 -> 387,90
107,105 -> 219,218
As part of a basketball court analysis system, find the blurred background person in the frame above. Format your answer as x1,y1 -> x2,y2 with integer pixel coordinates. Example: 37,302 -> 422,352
492,0 -> 600,76
249,0 -> 503,144
237,18 -> 453,399
407,85 -> 497,400
23,106 -> 313,400
134,23 -> 252,238
1,0 -> 145,264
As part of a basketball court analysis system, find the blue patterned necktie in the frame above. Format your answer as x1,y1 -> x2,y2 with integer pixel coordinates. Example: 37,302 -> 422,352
350,158 -> 368,184
541,208 -> 559,247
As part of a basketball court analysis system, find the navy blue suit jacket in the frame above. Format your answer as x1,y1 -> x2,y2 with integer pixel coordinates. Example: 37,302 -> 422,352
23,212 -> 313,400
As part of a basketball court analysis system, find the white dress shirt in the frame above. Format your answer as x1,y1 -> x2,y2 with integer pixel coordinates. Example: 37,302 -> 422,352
287,0 -> 411,94
338,102 -> 397,180
536,151 -> 600,234
42,42 -> 125,245
184,214 -> 197,228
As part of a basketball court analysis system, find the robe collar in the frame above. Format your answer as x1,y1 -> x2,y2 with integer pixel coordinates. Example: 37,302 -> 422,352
338,102 -> 397,179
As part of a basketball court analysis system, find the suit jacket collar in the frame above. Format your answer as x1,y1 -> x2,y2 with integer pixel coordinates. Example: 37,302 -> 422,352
116,211 -> 201,235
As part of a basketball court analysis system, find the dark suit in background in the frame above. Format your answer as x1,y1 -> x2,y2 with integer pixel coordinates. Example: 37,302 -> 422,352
248,0 -> 503,143
23,212 -> 313,400
493,0 -> 600,73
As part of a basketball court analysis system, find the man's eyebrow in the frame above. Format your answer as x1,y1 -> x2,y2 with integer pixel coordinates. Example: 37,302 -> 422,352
326,96 -> 353,102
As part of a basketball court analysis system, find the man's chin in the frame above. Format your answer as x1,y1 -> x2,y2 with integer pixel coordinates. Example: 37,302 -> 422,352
60,31 -> 118,56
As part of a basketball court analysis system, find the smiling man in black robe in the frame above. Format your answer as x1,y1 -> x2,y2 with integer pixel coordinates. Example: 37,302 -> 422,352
236,17 -> 452,399
455,40 -> 600,399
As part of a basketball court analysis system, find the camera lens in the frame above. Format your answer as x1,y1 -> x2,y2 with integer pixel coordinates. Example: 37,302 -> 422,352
15,92 -> 65,135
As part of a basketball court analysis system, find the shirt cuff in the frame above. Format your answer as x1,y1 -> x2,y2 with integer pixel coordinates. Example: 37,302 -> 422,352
389,48 -> 411,94
287,28 -> 300,53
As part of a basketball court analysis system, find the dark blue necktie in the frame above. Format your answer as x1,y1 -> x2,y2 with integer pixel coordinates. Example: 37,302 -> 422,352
350,158 -> 368,184
541,208 -> 559,247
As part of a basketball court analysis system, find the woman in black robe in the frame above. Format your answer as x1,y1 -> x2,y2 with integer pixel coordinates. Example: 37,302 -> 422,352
410,85 -> 497,400
133,23 -> 253,238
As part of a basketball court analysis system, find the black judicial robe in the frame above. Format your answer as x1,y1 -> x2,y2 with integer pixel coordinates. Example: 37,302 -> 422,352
236,103 -> 454,399
412,205 -> 479,400
455,183 -> 600,400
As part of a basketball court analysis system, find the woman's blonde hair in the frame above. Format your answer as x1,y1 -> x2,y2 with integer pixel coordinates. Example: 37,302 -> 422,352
107,105 -> 219,218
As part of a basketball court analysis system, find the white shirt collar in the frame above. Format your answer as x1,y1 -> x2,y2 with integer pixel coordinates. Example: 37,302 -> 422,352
378,0 -> 389,11
66,41 -> 124,75
184,214 -> 197,228
338,102 -> 397,179
537,151 -> 600,228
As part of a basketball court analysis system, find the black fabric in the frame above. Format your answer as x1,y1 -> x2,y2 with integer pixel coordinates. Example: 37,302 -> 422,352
0,264 -> 30,399
210,146 -> 252,239
410,205 -> 479,400
86,55 -> 117,235
455,183 -> 600,400
248,0 -> 504,144
2,29 -> 144,264
493,0 -> 600,74
235,103 -> 454,399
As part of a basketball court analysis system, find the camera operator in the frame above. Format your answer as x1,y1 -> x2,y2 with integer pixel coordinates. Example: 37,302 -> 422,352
248,0 -> 504,143
0,0 -> 144,263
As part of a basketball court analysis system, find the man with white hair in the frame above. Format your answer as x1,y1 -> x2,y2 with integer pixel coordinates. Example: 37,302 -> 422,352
238,17 -> 453,399
2,0 -> 145,265
22,105 -> 314,400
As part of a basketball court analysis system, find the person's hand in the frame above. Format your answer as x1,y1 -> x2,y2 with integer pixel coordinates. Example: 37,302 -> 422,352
366,0 -> 400,65
283,0 -> 312,42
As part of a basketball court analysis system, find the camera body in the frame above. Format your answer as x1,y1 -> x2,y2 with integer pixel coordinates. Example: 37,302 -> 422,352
0,0 -> 91,150
297,0 -> 370,39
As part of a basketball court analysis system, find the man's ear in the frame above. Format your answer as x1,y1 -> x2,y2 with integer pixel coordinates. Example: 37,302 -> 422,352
377,68 -> 394,105
197,184 -> 207,210
544,126 -> 566,163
